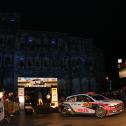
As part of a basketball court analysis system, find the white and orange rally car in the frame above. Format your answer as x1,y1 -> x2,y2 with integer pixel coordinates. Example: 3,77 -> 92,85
59,93 -> 124,118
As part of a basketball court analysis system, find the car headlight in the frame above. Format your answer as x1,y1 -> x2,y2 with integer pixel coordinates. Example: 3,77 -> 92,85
107,104 -> 115,107
68,108 -> 72,111
103,104 -> 115,107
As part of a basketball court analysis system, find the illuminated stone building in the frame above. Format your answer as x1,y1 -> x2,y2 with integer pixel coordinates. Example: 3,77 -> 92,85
0,13 -> 105,96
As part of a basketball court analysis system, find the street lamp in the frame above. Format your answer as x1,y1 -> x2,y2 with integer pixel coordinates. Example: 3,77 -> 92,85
118,59 -> 122,64
105,77 -> 112,92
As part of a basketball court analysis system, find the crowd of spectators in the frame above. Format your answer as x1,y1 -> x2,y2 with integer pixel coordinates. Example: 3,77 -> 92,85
102,86 -> 126,106
2,91 -> 20,122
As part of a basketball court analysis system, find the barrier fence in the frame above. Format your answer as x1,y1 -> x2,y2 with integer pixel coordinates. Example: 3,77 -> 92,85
0,99 -> 20,123
0,100 -> 4,122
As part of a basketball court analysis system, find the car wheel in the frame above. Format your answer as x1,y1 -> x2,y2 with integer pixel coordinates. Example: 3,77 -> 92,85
61,106 -> 69,117
95,106 -> 106,118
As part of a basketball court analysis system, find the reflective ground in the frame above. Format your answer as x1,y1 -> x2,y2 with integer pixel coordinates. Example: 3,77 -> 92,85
1,109 -> 126,126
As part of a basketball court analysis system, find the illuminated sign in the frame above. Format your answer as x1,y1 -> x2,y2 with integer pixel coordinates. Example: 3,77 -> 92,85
18,88 -> 24,96
118,59 -> 126,78
18,88 -> 24,110
51,88 -> 58,102
18,77 -> 58,87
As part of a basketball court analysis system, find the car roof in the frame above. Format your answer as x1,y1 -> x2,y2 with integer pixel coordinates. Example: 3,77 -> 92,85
66,94 -> 89,99
65,93 -> 103,99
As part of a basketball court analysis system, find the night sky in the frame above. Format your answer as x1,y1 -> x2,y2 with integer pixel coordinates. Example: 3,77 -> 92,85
0,1 -> 126,77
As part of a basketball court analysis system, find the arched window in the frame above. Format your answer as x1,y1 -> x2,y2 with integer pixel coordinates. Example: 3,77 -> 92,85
19,56 -> 25,67
26,57 -> 32,68
35,57 -> 41,67
0,55 -> 2,66
28,60 -> 32,67
5,56 -> 11,65
7,35 -> 15,49
0,35 -> 5,48
43,57 -> 50,67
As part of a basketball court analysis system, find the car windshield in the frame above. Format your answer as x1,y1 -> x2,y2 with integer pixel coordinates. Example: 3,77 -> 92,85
91,94 -> 110,101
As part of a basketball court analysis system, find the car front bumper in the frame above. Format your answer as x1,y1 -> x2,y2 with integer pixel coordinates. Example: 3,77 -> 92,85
107,106 -> 124,116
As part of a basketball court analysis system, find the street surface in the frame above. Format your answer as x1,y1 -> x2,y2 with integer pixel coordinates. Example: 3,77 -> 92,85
1,109 -> 126,126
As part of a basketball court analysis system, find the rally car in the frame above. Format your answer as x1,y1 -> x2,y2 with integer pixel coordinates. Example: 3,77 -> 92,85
59,93 -> 124,118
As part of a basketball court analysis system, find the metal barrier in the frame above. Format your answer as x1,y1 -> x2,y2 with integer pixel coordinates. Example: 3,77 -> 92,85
0,100 -> 4,122
0,99 -> 20,123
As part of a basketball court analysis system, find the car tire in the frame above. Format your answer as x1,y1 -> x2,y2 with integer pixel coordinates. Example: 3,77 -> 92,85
61,106 -> 69,117
95,106 -> 106,118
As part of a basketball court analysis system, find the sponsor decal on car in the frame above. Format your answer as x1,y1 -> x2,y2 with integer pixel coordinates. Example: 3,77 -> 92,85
82,102 -> 92,108
76,108 -> 89,113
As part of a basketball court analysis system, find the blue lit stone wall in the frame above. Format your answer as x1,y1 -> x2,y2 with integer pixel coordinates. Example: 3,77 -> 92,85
0,30 -> 105,95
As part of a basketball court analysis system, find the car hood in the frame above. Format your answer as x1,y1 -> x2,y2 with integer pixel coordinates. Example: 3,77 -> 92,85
96,99 -> 123,106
